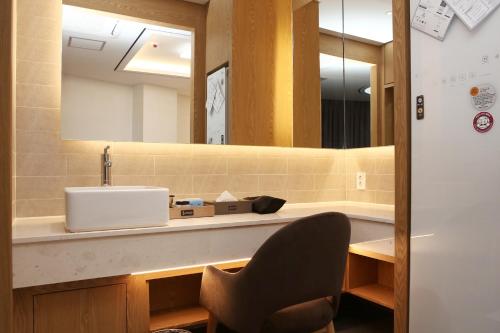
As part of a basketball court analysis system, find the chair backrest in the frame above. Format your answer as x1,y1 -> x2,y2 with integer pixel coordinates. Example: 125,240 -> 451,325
230,212 -> 351,332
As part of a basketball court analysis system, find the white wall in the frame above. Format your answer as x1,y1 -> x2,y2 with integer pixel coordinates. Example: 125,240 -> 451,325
136,84 -> 178,143
61,75 -> 133,141
410,2 -> 500,332
62,75 -> 191,143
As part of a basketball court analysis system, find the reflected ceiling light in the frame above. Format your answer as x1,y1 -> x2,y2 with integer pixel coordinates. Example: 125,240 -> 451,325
359,86 -> 371,95
119,28 -> 193,78
179,44 -> 192,60
124,59 -> 191,77
386,10 -> 393,16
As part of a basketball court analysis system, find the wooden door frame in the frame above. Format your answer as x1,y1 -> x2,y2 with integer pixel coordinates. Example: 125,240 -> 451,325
393,0 -> 411,332
0,0 -> 14,332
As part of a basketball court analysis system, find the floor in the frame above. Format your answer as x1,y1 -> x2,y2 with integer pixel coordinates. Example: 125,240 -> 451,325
189,294 -> 393,333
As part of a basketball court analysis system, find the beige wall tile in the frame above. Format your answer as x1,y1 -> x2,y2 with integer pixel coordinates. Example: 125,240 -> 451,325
287,190 -> 317,203
256,158 -> 287,174
16,83 -> 60,108
376,191 -> 395,205
287,158 -> 314,174
16,176 -> 99,200
111,176 -> 154,186
155,156 -> 193,175
18,0 -> 61,20
17,154 -> 67,177
258,175 -> 288,192
191,156 -> 227,175
67,154 -> 101,176
193,175 -> 228,194
17,61 -> 60,85
152,175 -> 193,194
16,107 -> 60,131
316,189 -> 346,202
16,199 -> 65,218
17,37 -> 60,64
287,175 -> 314,190
112,155 -> 155,176
346,190 -> 377,203
376,158 -> 395,175
16,130 -> 61,154
228,157 -> 259,174
314,174 -> 345,190
17,15 -> 60,41
227,175 -> 259,193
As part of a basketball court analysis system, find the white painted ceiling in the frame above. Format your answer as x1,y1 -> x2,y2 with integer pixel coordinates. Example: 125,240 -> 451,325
320,54 -> 373,102
62,5 -> 192,95
319,0 -> 393,44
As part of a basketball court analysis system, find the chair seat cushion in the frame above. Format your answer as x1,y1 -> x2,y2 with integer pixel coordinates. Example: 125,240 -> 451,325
260,298 -> 334,333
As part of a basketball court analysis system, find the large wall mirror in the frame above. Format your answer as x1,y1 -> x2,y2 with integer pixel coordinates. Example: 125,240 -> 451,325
60,0 -> 394,149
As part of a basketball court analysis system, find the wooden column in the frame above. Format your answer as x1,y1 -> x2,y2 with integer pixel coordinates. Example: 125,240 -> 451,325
293,0 -> 321,148
393,0 -> 411,332
0,0 -> 14,331
231,0 -> 293,146
206,0 -> 232,73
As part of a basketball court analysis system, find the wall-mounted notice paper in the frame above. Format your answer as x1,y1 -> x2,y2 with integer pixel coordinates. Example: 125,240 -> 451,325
412,0 -> 455,41
445,0 -> 500,29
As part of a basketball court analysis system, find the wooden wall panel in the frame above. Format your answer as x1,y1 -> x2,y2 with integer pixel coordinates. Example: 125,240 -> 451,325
293,1 -> 321,148
206,0 -> 232,73
231,0 -> 293,147
393,0 -> 411,331
320,33 -> 381,65
0,0 -> 14,332
384,42 -> 395,85
370,66 -> 379,146
64,0 -> 208,143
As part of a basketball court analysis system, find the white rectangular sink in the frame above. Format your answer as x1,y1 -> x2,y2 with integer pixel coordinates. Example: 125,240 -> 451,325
65,186 -> 169,232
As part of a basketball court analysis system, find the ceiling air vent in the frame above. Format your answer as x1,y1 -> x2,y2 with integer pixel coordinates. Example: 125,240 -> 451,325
68,36 -> 105,51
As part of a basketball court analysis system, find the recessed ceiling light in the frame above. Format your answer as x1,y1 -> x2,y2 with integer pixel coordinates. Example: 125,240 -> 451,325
359,86 -> 371,95
68,36 -> 105,51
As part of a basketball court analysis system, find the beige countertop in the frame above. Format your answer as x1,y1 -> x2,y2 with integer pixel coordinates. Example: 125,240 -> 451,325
13,201 -> 394,245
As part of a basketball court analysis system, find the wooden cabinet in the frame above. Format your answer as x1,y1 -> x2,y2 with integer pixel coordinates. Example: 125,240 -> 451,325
34,284 -> 126,333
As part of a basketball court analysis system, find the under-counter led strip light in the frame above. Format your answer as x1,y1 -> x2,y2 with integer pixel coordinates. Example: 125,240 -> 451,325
131,258 -> 251,276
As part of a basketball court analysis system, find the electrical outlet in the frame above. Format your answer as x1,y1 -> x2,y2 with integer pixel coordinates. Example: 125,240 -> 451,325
356,172 -> 366,190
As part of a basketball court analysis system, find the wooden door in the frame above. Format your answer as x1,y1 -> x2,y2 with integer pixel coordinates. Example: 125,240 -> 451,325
34,284 -> 126,333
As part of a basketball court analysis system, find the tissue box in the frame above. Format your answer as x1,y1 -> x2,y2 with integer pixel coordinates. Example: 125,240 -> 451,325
205,200 -> 253,215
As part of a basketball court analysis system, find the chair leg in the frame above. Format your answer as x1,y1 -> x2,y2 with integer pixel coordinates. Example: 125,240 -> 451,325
326,321 -> 335,333
207,312 -> 218,333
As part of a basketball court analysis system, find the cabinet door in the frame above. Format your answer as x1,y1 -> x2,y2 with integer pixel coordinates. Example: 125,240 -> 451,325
34,284 -> 126,333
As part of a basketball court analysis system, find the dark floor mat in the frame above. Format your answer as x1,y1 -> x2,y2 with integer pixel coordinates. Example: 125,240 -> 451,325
189,294 -> 393,333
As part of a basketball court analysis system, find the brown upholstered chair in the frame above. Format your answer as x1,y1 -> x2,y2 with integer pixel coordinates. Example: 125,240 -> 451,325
199,212 -> 351,333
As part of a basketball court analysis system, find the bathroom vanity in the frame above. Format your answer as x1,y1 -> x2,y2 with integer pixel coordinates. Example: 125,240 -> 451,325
12,202 -> 394,333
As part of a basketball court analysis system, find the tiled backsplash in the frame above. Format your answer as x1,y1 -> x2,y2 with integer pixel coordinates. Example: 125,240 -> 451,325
14,0 -> 395,218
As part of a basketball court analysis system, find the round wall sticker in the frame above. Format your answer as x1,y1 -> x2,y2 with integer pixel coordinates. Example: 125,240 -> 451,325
473,112 -> 494,133
470,84 -> 497,111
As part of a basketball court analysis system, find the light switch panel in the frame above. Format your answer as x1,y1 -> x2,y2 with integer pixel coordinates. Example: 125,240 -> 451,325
356,172 -> 366,190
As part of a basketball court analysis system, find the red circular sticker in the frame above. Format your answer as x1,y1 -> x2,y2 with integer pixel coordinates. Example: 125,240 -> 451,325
473,112 -> 494,133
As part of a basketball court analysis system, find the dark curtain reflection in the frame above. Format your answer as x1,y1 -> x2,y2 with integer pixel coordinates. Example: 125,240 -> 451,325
322,99 -> 371,149
322,99 -> 344,149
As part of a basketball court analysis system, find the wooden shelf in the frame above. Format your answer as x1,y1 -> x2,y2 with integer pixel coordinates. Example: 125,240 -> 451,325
150,306 -> 209,332
348,284 -> 394,310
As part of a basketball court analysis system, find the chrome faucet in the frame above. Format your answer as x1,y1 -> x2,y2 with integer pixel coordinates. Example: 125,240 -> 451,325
102,145 -> 112,186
